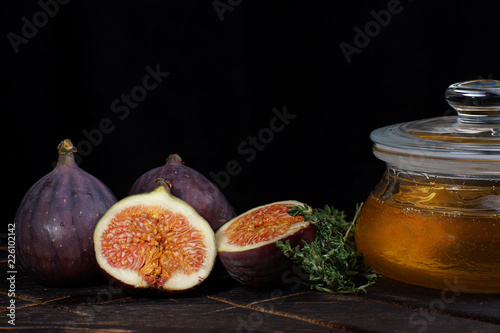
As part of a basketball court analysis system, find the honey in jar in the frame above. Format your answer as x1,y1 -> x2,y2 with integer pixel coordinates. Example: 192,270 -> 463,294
355,80 -> 500,293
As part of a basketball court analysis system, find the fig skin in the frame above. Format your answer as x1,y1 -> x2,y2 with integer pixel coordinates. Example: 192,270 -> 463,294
218,224 -> 314,289
128,154 -> 236,231
14,139 -> 117,287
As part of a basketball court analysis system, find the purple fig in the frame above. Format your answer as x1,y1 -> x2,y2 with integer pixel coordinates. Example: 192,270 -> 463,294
128,154 -> 236,231
14,139 -> 117,286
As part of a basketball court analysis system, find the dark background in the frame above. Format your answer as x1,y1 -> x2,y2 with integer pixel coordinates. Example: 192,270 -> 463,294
3,0 -> 500,227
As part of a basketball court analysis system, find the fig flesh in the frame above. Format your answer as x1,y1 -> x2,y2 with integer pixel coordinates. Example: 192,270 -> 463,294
14,139 -> 117,286
128,154 -> 236,231
216,201 -> 314,288
94,182 -> 217,293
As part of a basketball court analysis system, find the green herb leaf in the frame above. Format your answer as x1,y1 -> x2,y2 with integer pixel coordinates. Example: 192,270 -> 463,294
276,202 -> 381,294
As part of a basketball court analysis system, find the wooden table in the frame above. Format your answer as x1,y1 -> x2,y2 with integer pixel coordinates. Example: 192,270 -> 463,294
1,252 -> 499,332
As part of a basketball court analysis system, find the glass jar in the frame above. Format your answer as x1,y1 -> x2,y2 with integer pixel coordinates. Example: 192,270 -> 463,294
355,80 -> 500,293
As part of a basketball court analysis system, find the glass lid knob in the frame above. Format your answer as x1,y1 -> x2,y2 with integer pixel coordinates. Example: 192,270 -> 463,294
445,79 -> 500,124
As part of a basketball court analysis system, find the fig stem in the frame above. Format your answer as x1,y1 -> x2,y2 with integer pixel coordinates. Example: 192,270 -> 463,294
56,139 -> 77,168
165,154 -> 184,165
155,178 -> 172,192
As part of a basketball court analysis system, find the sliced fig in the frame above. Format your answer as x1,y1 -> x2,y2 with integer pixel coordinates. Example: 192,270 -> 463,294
14,139 -> 117,286
216,201 -> 314,288
128,154 -> 236,231
94,181 -> 217,293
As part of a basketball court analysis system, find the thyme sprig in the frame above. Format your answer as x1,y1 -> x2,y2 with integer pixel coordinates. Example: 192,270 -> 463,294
276,203 -> 381,294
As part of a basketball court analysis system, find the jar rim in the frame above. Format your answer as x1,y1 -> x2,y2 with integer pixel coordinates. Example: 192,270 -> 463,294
373,143 -> 500,175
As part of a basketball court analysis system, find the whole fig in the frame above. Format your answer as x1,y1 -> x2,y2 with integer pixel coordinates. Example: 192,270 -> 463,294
128,154 -> 236,231
14,139 -> 117,286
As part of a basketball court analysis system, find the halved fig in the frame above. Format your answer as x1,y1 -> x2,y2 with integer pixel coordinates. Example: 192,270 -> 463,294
216,201 -> 314,288
93,182 -> 217,293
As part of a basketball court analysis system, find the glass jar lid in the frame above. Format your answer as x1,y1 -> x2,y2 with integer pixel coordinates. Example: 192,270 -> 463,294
371,80 -> 500,175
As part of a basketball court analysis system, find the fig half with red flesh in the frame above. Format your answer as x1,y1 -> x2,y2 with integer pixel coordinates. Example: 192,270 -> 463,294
94,183 -> 217,293
216,201 -> 314,288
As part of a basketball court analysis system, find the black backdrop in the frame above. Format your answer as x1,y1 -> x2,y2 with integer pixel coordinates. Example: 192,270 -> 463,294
4,0 -> 500,228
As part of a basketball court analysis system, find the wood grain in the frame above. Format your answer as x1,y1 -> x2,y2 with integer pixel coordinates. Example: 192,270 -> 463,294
1,254 -> 499,332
